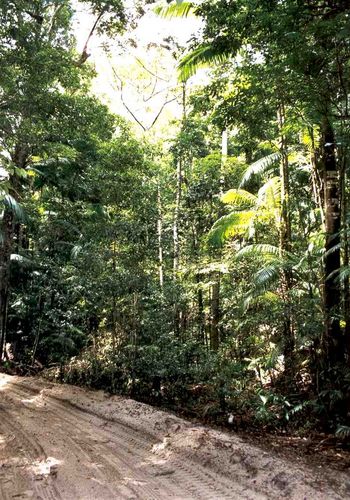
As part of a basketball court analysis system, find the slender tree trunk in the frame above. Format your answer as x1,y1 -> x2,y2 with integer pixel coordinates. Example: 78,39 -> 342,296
341,169 -> 350,364
321,118 -> 343,367
0,209 -> 13,360
220,129 -> 228,194
310,127 -> 326,230
172,83 -> 187,334
173,164 -> 182,274
196,274 -> 205,344
172,159 -> 182,335
157,183 -> 164,288
111,240 -> 118,356
339,154 -> 350,360
277,104 -> 295,378
209,272 -> 220,351
0,144 -> 29,360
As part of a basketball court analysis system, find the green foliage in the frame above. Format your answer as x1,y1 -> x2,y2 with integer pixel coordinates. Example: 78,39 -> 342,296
178,45 -> 231,82
240,153 -> 281,187
154,1 -> 194,19
208,210 -> 255,245
221,189 -> 257,207
3,0 -> 350,439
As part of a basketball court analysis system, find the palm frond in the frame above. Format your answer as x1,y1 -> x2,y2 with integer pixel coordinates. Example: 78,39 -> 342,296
240,153 -> 280,187
255,262 -> 281,288
236,244 -> 280,259
26,166 -> 46,177
244,290 -> 281,310
178,44 -> 231,81
324,242 -> 341,258
3,195 -> 25,221
31,157 -> 72,168
336,425 -> 350,439
257,176 -> 281,210
243,262 -> 282,310
208,210 -> 255,246
154,1 -> 194,19
221,188 -> 257,207
71,245 -> 83,259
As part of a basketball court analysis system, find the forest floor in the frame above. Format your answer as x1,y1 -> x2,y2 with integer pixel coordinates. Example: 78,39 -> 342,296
0,374 -> 349,499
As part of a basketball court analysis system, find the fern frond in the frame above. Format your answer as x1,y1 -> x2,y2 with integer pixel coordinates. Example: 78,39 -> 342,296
178,45 -> 231,81
240,153 -> 280,187
208,210 -> 255,246
221,188 -> 257,207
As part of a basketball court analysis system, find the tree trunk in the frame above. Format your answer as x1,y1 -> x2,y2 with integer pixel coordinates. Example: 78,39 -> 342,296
210,272 -> 220,351
0,144 -> 29,360
321,118 -> 343,367
173,164 -> 182,274
220,129 -> 228,194
197,275 -> 205,344
277,104 -> 295,378
157,183 -> 164,288
0,208 -> 13,360
340,153 -> 350,360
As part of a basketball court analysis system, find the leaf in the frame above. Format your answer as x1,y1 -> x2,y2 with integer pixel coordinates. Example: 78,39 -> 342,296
255,263 -> 281,288
240,153 -> 280,187
154,1 -> 194,19
336,425 -> 350,439
259,394 -> 268,405
71,245 -> 83,259
3,195 -> 25,221
178,45 -> 231,81
257,176 -> 281,210
236,244 -> 280,259
221,188 -> 257,207
208,210 -> 255,246
243,261 -> 283,308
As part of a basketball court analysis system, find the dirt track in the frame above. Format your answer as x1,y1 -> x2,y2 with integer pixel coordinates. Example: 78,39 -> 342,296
0,374 -> 348,499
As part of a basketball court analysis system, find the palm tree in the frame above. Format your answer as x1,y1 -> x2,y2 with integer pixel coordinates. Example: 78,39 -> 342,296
209,166 -> 298,377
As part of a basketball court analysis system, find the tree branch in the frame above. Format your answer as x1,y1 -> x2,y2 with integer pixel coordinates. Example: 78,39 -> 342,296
75,9 -> 106,66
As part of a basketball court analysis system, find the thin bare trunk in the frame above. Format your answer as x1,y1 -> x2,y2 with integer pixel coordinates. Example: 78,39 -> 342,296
220,129 -> 228,194
197,276 -> 205,343
173,160 -> 182,274
157,184 -> 164,288
209,273 -> 220,351
31,316 -> 42,366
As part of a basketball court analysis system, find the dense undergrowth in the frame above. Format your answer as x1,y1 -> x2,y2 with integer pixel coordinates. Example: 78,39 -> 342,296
38,331 -> 347,438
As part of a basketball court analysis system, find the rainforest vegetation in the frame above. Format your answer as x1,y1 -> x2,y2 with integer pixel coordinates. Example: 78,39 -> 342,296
1,0 -> 350,437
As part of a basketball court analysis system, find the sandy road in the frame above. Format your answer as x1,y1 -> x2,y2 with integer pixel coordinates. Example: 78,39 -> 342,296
0,374 -> 347,499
